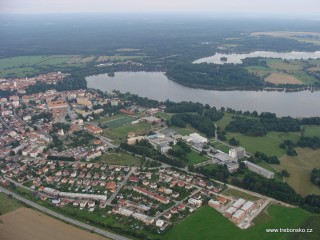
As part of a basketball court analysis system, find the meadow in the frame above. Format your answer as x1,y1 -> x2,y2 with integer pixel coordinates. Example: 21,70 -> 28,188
163,205 -> 320,240
0,193 -> 22,215
275,148 -> 320,196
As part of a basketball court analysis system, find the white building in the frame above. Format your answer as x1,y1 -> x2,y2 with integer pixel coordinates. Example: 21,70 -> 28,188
189,133 -> 208,144
232,198 -> 246,209
244,161 -> 274,179
229,147 -> 246,159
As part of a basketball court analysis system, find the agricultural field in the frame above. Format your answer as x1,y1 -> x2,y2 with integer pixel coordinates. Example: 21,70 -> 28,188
96,55 -> 146,62
266,59 -> 304,72
302,125 -> 320,137
0,55 -> 83,78
308,66 -> 320,72
275,148 -> 320,196
264,73 -> 303,85
79,56 -> 96,63
97,151 -> 142,166
0,193 -> 22,215
225,131 -> 300,157
102,122 -> 151,142
163,205 -> 320,240
0,208 -> 109,240
245,66 -> 271,77
250,31 -> 320,45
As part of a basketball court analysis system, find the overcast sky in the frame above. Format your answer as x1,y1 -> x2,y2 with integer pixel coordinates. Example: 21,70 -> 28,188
1,0 -> 319,18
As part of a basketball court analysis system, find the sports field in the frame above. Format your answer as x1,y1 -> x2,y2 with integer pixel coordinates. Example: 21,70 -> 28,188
276,148 -> 320,196
186,150 -> 209,165
101,116 -> 135,128
163,205 -> 320,240
0,208 -> 109,240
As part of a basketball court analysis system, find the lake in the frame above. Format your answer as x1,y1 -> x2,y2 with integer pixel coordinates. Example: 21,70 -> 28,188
86,72 -> 320,117
193,51 -> 320,64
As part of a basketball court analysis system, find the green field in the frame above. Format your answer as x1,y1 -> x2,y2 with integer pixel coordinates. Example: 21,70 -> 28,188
226,131 -> 300,157
303,125 -> 320,137
97,151 -> 142,166
163,205 -> 320,240
0,193 -> 22,215
275,148 -> 320,196
102,122 -> 151,141
266,59 -> 304,72
0,55 -> 83,78
154,112 -> 173,121
170,124 -> 200,136
186,150 -> 209,165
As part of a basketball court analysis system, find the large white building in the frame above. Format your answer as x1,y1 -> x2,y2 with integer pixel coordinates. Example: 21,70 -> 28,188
229,147 -> 246,159
244,161 -> 274,179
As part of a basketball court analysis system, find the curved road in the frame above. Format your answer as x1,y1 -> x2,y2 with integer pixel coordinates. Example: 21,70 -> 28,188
0,186 -> 131,240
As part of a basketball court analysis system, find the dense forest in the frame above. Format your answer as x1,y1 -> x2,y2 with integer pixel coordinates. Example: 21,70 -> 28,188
166,63 -> 264,90
226,113 -> 300,136
170,113 -> 215,137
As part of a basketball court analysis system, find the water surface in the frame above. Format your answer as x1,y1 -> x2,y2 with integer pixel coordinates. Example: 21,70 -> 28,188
86,72 -> 320,117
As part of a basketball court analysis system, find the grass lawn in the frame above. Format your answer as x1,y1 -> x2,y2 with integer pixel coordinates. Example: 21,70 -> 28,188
97,151 -> 142,166
0,193 -> 22,215
95,114 -> 125,123
215,112 -> 235,130
302,125 -> 320,137
170,124 -> 200,136
102,122 -> 151,141
275,148 -> 320,196
101,116 -> 135,128
222,188 -> 259,201
186,150 -> 209,165
163,205 -> 320,240
226,131 -> 300,157
154,112 -> 173,121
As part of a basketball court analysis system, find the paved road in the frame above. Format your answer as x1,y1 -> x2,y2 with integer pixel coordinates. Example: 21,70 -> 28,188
107,167 -> 136,205
0,186 -> 132,240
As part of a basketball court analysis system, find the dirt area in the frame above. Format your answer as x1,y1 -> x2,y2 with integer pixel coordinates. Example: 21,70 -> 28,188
264,73 -> 303,85
0,208 -> 109,240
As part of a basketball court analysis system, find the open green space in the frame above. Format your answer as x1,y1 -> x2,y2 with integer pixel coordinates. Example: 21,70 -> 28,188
223,188 -> 259,201
266,59 -> 304,72
170,124 -> 200,136
186,150 -> 209,165
101,116 -> 135,128
303,125 -> 320,137
226,131 -> 300,157
95,114 -> 125,123
275,148 -> 320,196
0,193 -> 22,215
163,205 -> 320,240
154,112 -> 173,121
102,122 -> 151,141
97,151 -> 142,166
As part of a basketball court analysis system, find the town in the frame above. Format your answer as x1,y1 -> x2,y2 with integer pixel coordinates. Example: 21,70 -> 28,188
0,72 -> 282,238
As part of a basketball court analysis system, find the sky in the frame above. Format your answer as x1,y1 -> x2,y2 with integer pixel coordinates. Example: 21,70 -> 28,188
1,0 -> 320,18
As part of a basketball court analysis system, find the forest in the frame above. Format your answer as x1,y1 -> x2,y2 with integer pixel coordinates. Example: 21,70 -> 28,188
166,63 -> 264,90
170,113 -> 215,137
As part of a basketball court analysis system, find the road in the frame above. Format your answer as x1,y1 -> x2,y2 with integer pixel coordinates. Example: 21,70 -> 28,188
0,186 -> 132,240
107,167 -> 136,205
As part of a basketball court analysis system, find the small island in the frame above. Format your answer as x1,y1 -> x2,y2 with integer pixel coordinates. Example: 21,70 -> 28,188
220,56 -> 228,62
